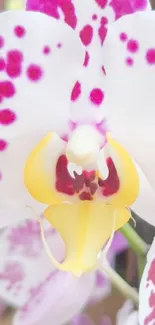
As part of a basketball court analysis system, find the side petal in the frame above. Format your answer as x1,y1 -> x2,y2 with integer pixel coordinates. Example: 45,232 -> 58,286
103,11 -> 155,195
139,238 -> 155,325
44,201 -> 130,274
13,273 -> 94,325
26,0 -> 149,124
0,134 -> 47,226
131,162 -> 155,226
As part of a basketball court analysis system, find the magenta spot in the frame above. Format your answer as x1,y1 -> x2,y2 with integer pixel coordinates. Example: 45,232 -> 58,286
6,65 -> 21,78
92,14 -> 98,20
95,0 -> 108,8
0,109 -> 16,125
43,46 -> 51,54
98,17 -> 108,45
119,32 -> 127,42
110,0 -> 147,20
0,139 -> 7,151
7,50 -> 23,64
27,64 -> 43,82
127,39 -> 139,53
90,88 -> 104,106
0,96 -> 3,103
0,36 -> 4,49
146,49 -> 155,65
101,65 -> 106,75
6,50 -> 23,78
14,26 -> 26,38
0,58 -> 5,71
71,82 -> 81,101
84,51 -> 90,67
57,43 -> 62,48
60,1 -> 77,29
0,81 -> 16,98
80,25 -> 93,46
125,57 -> 134,66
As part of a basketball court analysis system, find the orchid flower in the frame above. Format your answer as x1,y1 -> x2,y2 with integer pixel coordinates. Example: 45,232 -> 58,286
0,0 -> 151,276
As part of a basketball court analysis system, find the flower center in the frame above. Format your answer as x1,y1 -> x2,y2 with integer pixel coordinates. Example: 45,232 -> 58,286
66,125 -> 102,167
55,155 -> 120,200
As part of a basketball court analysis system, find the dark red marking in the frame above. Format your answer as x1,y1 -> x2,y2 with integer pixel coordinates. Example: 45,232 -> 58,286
55,155 -> 119,199
98,157 -> 120,196
79,192 -> 92,201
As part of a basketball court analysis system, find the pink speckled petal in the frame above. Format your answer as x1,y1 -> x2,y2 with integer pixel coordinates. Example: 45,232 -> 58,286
70,313 -> 95,325
26,0 -> 150,124
0,219 -> 65,306
103,11 -> 155,225
13,272 -> 94,325
139,238 -> 155,325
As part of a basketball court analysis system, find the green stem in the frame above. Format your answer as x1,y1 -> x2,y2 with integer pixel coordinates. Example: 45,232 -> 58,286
98,260 -> 139,306
138,255 -> 146,281
120,223 -> 149,257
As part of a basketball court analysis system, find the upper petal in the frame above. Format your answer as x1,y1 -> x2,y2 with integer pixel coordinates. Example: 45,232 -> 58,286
0,10 -> 84,139
102,11 -> 155,196
26,0 -> 150,124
